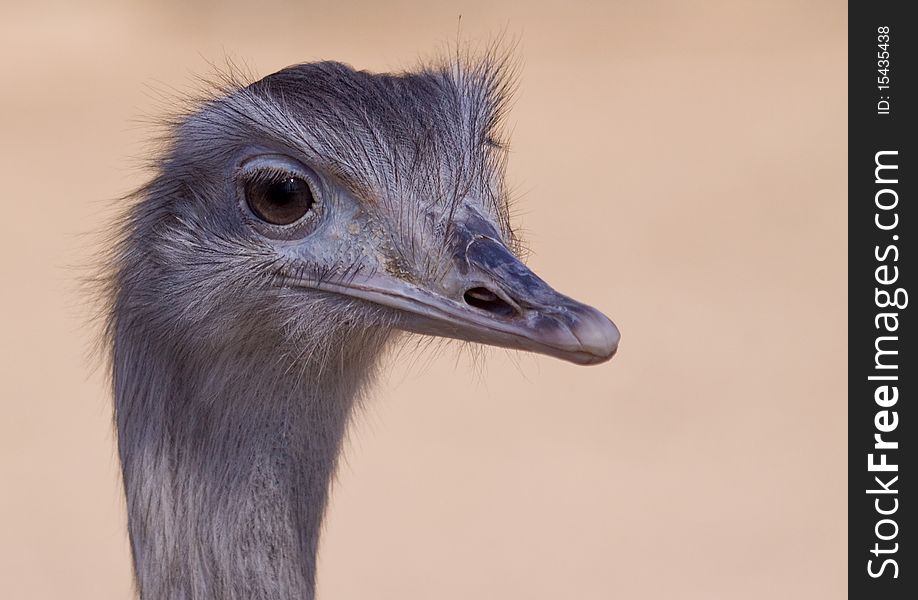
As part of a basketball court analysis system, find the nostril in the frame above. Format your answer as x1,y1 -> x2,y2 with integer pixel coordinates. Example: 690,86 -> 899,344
463,287 -> 517,318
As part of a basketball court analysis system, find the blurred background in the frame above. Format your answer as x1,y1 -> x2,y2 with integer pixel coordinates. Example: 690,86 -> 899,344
0,1 -> 846,598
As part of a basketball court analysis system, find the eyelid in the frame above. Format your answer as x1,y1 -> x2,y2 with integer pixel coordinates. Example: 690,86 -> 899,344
238,154 -> 318,184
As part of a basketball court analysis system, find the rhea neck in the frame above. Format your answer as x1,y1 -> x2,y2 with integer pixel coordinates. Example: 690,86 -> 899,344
114,318 -> 389,600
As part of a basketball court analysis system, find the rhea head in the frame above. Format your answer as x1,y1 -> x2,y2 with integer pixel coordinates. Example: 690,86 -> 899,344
113,58 -> 618,375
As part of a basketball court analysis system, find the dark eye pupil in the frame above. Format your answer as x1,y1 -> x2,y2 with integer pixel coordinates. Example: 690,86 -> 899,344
246,175 -> 315,225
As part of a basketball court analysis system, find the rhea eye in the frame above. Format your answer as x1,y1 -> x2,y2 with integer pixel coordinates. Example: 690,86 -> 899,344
244,173 -> 315,226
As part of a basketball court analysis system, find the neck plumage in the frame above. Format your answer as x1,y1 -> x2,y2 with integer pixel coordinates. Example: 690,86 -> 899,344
113,322 -> 388,599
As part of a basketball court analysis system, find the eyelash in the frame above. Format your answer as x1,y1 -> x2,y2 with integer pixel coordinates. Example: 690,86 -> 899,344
245,166 -> 302,186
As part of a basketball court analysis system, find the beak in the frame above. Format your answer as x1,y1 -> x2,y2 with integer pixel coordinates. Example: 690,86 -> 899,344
288,216 -> 619,366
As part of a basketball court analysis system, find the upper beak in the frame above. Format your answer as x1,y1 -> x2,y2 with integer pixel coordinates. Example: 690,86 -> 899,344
288,217 -> 620,366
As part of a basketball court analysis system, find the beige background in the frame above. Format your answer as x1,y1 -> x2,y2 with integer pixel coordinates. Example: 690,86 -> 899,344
0,1 -> 846,598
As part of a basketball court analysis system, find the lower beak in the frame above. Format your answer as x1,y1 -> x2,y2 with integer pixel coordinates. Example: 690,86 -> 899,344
288,235 -> 619,366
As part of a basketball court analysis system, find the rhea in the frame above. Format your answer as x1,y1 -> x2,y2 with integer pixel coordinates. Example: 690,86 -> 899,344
103,57 -> 619,599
